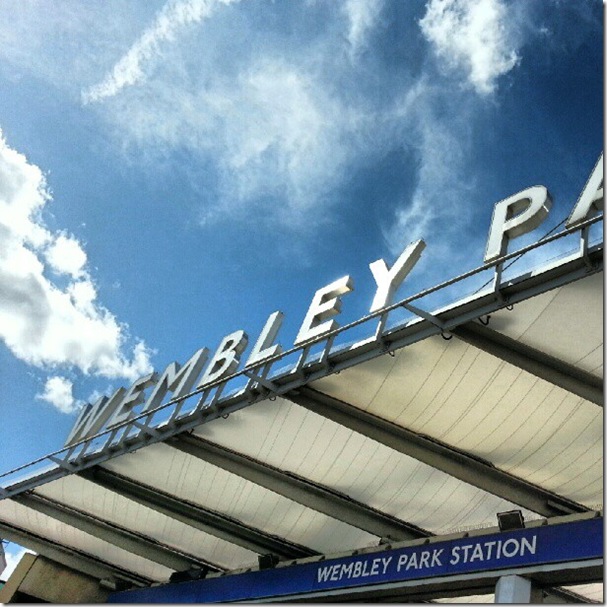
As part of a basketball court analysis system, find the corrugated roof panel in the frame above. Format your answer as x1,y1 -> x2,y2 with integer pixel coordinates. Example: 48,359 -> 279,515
34,474 -> 257,570
311,319 -> 602,508
102,442 -> 379,555
563,583 -> 604,602
0,499 -> 171,581
436,594 -> 494,603
486,272 -> 603,376
195,399 -> 540,534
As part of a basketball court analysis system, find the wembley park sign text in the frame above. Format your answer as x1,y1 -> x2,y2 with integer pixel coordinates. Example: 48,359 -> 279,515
66,154 -> 603,448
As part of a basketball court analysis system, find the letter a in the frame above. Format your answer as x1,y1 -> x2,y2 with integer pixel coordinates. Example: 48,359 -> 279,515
566,153 -> 604,228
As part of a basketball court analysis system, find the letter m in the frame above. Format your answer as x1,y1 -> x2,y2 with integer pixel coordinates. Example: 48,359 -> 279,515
142,347 -> 209,413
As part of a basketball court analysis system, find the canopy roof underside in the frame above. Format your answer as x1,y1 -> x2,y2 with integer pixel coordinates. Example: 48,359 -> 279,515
0,258 -> 603,602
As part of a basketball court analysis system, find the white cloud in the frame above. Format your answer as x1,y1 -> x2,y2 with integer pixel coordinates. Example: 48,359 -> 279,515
36,376 -> 79,414
82,0 -> 240,104
45,234 -> 87,278
15,0 -> 531,254
1,545 -> 35,581
76,0 -> 498,242
101,56 -> 360,232
217,60 -> 356,222
0,131 -> 153,383
419,0 -> 521,95
67,280 -> 98,314
343,0 -> 384,57
380,76 -> 478,268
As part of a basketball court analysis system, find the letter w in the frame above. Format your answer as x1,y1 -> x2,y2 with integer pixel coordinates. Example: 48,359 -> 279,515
317,565 -> 332,583
64,387 -> 126,447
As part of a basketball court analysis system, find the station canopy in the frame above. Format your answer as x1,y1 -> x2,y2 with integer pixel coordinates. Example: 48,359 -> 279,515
0,219 -> 603,603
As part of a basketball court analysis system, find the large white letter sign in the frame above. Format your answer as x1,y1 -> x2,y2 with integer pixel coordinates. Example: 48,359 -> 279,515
142,347 -> 209,413
369,240 -> 426,313
106,372 -> 158,429
198,330 -> 248,387
295,275 -> 353,345
245,311 -> 284,367
566,153 -> 604,228
64,387 -> 126,446
484,186 -> 552,263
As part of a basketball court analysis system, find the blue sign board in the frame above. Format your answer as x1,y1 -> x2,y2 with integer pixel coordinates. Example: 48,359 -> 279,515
108,517 -> 602,603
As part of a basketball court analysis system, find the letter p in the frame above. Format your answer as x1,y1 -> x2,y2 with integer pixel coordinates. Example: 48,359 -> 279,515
485,186 -> 552,263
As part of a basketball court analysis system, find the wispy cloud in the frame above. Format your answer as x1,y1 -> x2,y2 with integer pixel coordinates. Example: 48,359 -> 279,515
419,0 -> 521,95
0,0 -> 590,261
382,77 -> 477,260
342,0 -> 384,58
0,132 -> 153,384
71,0 -> 536,251
209,59 -> 359,225
82,0 -> 240,104
95,55 -> 364,234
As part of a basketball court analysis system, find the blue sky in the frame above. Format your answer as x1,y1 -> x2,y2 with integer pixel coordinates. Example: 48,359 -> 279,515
0,0 -> 603,572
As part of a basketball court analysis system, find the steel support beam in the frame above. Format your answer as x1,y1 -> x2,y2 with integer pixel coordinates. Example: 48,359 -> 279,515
78,467 -> 318,560
166,433 -> 430,542
452,322 -> 603,407
13,492 -> 218,573
0,519 -> 149,586
538,586 -> 598,603
288,387 -> 589,517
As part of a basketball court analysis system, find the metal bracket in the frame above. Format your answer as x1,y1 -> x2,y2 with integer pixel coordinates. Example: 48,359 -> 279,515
130,420 -> 160,439
580,225 -> 594,271
48,455 -> 77,472
244,370 -> 279,394
318,335 -> 336,370
401,302 -> 445,329
401,303 -> 452,340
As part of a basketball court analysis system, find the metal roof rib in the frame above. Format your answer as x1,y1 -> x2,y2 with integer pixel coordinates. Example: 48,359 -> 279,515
451,321 -> 603,406
11,492 -> 221,573
166,433 -> 430,542
0,518 -> 151,586
287,386 -> 589,518
77,466 -> 319,560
